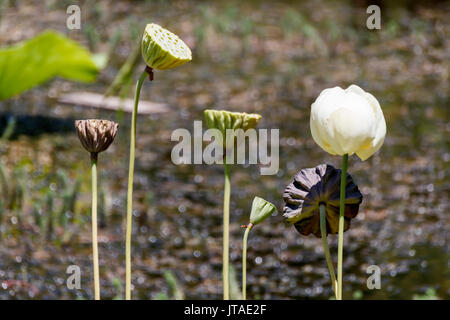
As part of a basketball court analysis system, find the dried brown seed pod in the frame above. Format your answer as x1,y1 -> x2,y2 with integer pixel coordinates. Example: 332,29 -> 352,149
75,119 -> 118,159
283,164 -> 363,238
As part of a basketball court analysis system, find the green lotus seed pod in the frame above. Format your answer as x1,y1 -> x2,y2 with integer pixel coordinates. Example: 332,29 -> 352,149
141,23 -> 192,70
249,196 -> 277,226
204,109 -> 262,146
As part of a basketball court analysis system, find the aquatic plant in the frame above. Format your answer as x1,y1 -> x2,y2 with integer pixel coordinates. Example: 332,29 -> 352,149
413,288 -> 439,300
153,271 -> 185,300
204,109 -> 262,300
229,265 -> 242,300
0,158 -> 85,245
164,271 -> 185,300
309,84 -> 386,299
0,31 -> 101,101
241,197 -> 276,300
125,23 -> 191,300
283,164 -> 362,298
75,119 -> 118,300
57,170 -> 81,229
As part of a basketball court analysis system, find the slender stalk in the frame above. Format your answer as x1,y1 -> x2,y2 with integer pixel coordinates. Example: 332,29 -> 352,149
337,154 -> 348,300
319,204 -> 337,299
242,224 -> 252,300
223,162 -> 231,300
91,153 -> 100,300
125,70 -> 148,300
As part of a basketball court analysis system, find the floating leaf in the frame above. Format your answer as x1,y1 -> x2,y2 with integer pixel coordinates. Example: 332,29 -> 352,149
0,31 -> 100,100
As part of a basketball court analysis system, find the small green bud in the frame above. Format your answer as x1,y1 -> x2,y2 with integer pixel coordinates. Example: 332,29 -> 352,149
249,196 -> 277,226
141,23 -> 192,70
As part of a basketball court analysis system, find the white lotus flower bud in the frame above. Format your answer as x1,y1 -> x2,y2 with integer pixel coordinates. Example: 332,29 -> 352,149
310,84 -> 386,161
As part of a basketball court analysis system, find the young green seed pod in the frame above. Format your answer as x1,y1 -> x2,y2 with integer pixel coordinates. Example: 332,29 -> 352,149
141,23 -> 192,70
249,196 -> 277,226
283,164 -> 363,238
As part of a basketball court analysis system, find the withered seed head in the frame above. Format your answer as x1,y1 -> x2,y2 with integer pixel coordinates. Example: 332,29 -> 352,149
283,164 -> 363,238
75,119 -> 118,158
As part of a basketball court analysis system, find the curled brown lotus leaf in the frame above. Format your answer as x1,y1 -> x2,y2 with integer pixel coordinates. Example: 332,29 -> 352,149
283,164 -> 363,238
75,119 -> 118,157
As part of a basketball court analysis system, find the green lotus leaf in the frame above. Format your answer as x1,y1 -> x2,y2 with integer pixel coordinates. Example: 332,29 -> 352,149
141,23 -> 192,70
249,196 -> 277,226
0,31 -> 100,101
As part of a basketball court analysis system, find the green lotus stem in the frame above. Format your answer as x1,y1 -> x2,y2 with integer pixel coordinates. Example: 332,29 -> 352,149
337,153 -> 348,300
242,224 -> 252,300
91,154 -> 100,300
125,69 -> 148,300
223,161 -> 231,300
319,204 -> 337,299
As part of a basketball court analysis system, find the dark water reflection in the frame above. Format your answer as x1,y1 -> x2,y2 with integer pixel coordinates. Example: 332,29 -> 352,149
0,0 -> 448,299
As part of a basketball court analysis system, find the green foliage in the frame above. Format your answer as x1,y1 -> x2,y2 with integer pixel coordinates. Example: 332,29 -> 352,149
203,109 -> 262,147
352,290 -> 363,300
0,159 -> 85,244
104,40 -> 141,98
0,115 -> 16,141
0,31 -> 100,101
0,0 -> 9,26
281,9 -> 328,55
111,277 -> 124,300
154,292 -> 169,300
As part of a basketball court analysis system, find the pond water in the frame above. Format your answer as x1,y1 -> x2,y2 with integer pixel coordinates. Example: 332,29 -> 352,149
0,0 -> 448,299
